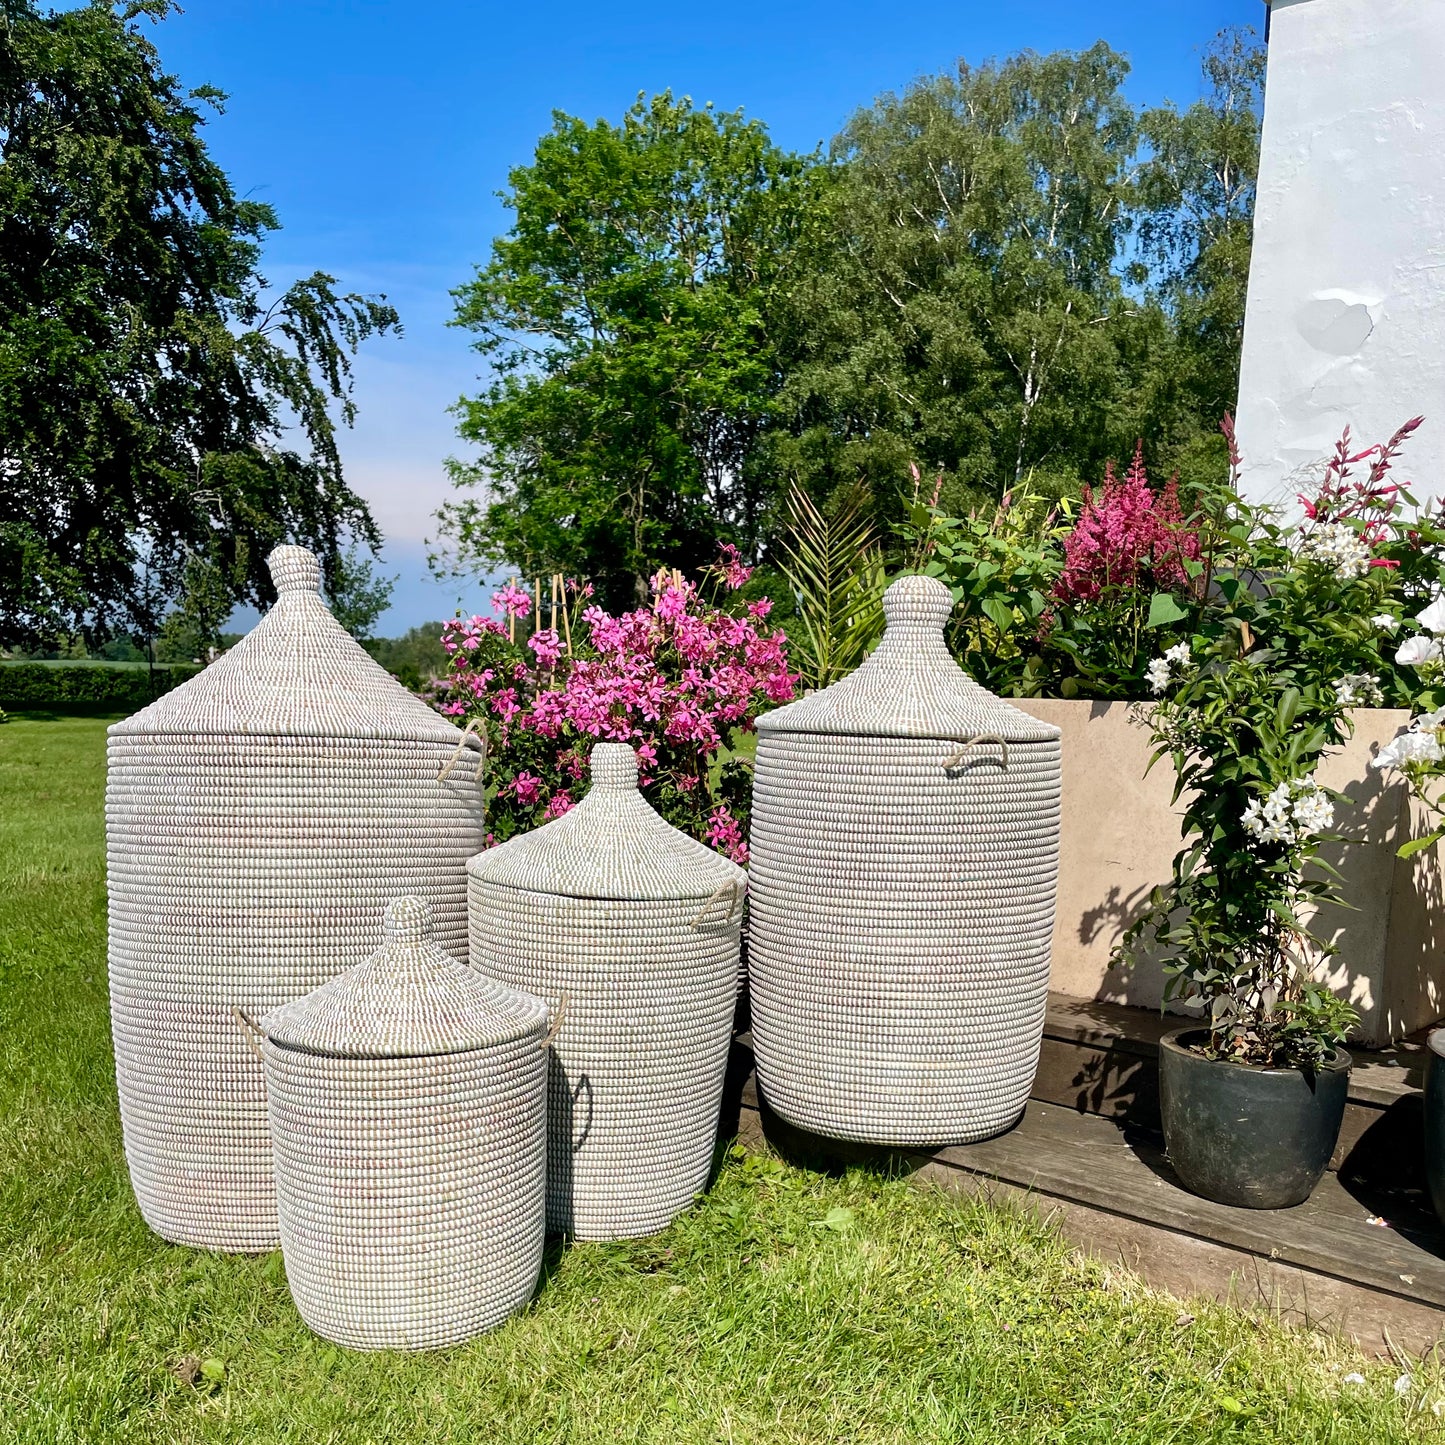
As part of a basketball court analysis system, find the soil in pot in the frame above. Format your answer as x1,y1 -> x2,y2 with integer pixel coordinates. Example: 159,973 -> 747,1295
1158,1028 -> 1352,1210
1426,1029 -> 1445,1223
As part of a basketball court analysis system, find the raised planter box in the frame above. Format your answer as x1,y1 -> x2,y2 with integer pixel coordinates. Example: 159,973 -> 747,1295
1017,699 -> 1443,1048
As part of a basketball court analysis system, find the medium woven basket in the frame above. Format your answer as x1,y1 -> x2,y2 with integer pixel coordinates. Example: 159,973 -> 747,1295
106,546 -> 485,1252
255,897 -> 551,1350
468,743 -> 746,1240
747,574 -> 1062,1147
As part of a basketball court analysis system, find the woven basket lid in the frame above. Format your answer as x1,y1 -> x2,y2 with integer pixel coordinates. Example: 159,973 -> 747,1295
757,574 -> 1060,743
468,743 -> 747,902
259,897 -> 549,1058
110,545 -> 470,745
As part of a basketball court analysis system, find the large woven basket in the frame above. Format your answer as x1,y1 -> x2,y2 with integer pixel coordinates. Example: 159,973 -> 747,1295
256,897 -> 550,1350
747,574 -> 1062,1147
106,546 -> 485,1252
468,743 -> 746,1240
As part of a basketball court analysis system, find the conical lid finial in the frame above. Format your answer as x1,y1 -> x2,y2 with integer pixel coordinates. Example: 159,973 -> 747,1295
589,743 -> 639,791
468,742 -> 747,902
267,545 -> 322,595
383,896 -> 430,943
259,898 -> 549,1057
755,573 -> 1060,743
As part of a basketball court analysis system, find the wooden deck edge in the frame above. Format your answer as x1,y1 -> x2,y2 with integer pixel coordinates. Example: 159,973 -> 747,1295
735,1101 -> 1444,1356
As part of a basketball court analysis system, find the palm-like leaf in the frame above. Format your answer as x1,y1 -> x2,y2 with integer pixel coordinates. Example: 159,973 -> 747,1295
776,485 -> 886,690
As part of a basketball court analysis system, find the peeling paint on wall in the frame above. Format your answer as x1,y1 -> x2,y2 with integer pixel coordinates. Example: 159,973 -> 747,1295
1236,0 -> 1445,508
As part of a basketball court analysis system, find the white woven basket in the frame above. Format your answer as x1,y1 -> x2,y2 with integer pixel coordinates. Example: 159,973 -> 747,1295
747,574 -> 1062,1147
468,743 -> 746,1240
255,897 -> 550,1351
106,546 -> 485,1252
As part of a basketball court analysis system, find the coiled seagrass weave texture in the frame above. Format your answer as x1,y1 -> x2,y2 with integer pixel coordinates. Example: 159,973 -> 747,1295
255,897 -> 552,1350
106,546 -> 485,1253
468,743 -> 746,1240
747,574 -> 1062,1148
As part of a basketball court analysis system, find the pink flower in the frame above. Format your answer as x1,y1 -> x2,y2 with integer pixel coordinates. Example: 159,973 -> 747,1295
510,771 -> 543,805
492,688 -> 522,725
714,542 -> 754,591
542,790 -> 574,820
435,546 -> 796,862
528,627 -> 563,668
1053,444 -> 1201,606
705,804 -> 749,865
491,579 -> 534,620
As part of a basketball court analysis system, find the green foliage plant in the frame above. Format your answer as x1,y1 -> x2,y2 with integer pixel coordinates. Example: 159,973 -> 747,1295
894,482 -> 1060,694
1111,421 -> 1438,1068
773,484 -> 885,690
323,545 -> 396,642
440,92 -> 828,610
0,660 -> 196,709
0,0 -> 399,648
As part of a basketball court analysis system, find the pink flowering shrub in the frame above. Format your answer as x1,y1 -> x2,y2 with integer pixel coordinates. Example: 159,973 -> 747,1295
431,549 -> 795,861
1053,443 -> 1201,605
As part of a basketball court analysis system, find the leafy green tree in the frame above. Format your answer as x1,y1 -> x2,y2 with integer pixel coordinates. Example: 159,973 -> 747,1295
366,623 -> 450,692
767,43 -> 1164,523
440,92 -> 828,608
154,549 -> 240,663
1136,27 -> 1266,482
0,0 -> 400,648
324,544 -> 395,642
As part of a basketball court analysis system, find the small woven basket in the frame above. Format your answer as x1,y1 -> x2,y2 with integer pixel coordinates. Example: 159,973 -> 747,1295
468,743 -> 746,1240
747,574 -> 1062,1147
106,546 -> 485,1252
255,897 -> 551,1351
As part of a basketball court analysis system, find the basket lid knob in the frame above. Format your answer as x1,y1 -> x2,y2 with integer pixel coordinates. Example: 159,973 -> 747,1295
382,896 -> 431,943
882,573 -> 953,632
590,742 -> 638,792
267,545 -> 322,595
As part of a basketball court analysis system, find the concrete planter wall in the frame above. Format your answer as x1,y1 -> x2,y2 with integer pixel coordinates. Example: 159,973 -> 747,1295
1017,699 -> 1443,1048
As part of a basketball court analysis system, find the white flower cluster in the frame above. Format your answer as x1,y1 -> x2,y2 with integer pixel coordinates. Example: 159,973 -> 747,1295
1334,673 -> 1383,707
1371,708 -> 1445,773
1295,520 -> 1372,579
1371,613 -> 1399,634
1241,778 -> 1334,847
1145,642 -> 1192,696
1395,595 -> 1445,668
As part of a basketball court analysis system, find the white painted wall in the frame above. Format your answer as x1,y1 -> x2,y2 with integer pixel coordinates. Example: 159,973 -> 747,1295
1235,0 -> 1445,509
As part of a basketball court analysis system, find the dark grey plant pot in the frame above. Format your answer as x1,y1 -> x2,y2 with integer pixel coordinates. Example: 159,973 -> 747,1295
1158,1028 -> 1352,1210
1426,1030 -> 1445,1223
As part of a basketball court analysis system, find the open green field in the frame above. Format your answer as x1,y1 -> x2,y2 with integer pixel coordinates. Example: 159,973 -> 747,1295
0,713 -> 1438,1444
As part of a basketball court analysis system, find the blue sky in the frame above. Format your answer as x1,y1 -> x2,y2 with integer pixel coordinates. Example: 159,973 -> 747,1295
152,0 -> 1264,631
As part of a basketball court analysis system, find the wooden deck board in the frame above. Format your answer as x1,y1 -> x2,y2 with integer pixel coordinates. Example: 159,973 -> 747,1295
725,992 -> 1445,1342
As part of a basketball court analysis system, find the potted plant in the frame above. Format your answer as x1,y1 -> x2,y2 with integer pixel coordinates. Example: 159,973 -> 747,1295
1367,600 -> 1445,1223
1111,445 -> 1419,1207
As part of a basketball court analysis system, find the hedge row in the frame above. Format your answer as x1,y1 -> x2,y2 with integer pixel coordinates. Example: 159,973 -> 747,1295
0,662 -> 201,709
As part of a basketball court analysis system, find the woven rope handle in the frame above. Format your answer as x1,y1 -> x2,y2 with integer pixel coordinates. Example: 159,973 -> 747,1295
231,1006 -> 264,1065
690,879 -> 741,931
942,732 -> 1010,772
438,718 -> 488,784
539,990 -> 570,1051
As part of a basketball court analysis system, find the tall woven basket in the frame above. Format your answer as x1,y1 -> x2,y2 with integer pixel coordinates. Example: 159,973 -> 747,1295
255,897 -> 551,1351
106,546 -> 485,1252
468,743 -> 746,1240
747,574 -> 1062,1147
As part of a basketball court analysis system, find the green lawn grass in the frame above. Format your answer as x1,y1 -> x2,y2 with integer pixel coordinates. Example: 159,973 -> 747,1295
0,712 -> 1439,1444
